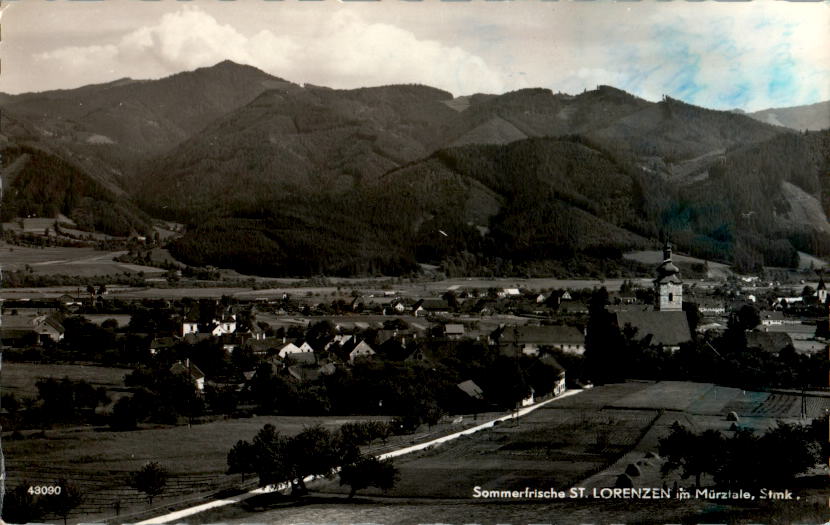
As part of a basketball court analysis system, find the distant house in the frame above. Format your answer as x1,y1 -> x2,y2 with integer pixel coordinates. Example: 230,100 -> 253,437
349,340 -> 376,363
414,299 -> 450,317
457,379 -> 484,400
325,334 -> 354,351
287,364 -> 322,383
445,324 -> 465,340
149,337 -> 177,355
747,331 -> 793,354
498,288 -> 521,298
170,359 -> 206,393
210,312 -> 237,336
499,325 -> 586,356
760,310 -> 785,326
0,314 -> 65,345
696,300 -> 726,316
558,301 -> 588,315
540,354 -> 567,396
181,308 -> 200,337
278,342 -> 313,359
283,350 -> 317,366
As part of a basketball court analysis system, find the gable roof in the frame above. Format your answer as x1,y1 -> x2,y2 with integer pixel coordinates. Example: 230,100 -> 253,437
503,325 -> 584,345
615,310 -> 692,346
418,299 -> 449,310
746,331 -> 793,353
457,380 -> 484,399
170,360 -> 206,380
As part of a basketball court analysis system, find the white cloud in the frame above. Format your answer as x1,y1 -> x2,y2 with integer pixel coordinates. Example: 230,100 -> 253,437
33,6 -> 505,97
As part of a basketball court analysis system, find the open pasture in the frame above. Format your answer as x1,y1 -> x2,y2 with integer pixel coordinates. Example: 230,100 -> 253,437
0,242 -> 164,276
315,402 -> 659,499
0,362 -> 130,398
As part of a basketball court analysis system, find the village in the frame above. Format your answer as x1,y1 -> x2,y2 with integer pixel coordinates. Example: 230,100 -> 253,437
2,244 -> 828,420
1,244 -> 830,523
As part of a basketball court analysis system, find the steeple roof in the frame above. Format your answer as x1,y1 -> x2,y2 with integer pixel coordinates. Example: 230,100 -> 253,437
654,242 -> 682,284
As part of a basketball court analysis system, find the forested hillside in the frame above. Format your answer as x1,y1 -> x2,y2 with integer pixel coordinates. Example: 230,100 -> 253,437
2,61 -> 827,276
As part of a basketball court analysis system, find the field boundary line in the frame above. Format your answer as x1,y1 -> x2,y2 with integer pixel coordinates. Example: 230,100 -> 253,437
135,389 -> 583,524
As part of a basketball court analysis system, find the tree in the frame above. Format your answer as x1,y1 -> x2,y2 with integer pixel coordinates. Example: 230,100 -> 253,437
44,479 -> 83,525
109,396 -> 139,430
2,483 -> 45,524
339,455 -> 400,498
226,440 -> 257,483
658,422 -> 722,486
758,422 -> 821,485
736,304 -> 760,331
129,462 -> 169,504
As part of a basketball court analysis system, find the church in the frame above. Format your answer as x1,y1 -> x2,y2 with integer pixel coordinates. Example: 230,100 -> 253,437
613,243 -> 693,351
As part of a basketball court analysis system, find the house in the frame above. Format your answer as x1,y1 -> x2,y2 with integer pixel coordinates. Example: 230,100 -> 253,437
149,337 -> 177,355
444,324 -> 465,340
760,310 -> 785,326
558,301 -> 589,315
325,334 -> 354,351
414,299 -> 450,317
540,354 -> 567,396
170,359 -> 206,393
278,342 -> 313,359
696,300 -> 726,316
181,307 -> 200,337
210,312 -> 237,336
0,313 -> 65,345
457,380 -> 484,400
498,288 -> 521,298
746,331 -> 793,354
349,340 -> 376,363
287,364 -> 323,382
499,325 -> 586,356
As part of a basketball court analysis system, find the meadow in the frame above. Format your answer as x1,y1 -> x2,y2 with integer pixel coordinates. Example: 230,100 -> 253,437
185,381 -> 830,525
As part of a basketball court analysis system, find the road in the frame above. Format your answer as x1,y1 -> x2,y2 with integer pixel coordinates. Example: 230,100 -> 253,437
135,389 -> 583,524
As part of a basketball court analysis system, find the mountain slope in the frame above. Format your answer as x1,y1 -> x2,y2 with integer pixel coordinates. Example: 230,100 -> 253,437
0,61 -> 290,175
749,100 -> 830,131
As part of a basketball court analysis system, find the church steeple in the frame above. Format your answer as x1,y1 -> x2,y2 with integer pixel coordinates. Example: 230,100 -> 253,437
654,242 -> 682,311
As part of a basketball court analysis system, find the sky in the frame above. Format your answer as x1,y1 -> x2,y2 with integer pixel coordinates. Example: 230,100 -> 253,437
1,0 -> 828,112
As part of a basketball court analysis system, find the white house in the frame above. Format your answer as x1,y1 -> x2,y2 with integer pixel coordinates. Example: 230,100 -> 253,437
279,342 -> 313,359
349,340 -> 376,363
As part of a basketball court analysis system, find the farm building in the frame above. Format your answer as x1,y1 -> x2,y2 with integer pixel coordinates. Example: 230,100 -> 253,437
746,331 -> 793,354
0,313 -> 64,345
445,324 -> 465,339
498,325 -> 586,356
349,340 -> 376,363
414,299 -> 450,317
278,342 -> 312,359
170,359 -> 206,392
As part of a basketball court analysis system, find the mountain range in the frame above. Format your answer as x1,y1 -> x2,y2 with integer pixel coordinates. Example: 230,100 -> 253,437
1,61 -> 828,276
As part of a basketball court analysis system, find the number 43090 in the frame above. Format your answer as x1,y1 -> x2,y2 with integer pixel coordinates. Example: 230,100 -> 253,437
28,485 -> 62,496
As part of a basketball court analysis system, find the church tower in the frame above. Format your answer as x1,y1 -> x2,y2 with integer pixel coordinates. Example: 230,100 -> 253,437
818,274 -> 827,304
654,242 -> 682,311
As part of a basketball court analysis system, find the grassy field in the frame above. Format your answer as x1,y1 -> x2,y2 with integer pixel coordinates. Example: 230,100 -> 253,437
0,242 -> 164,276
1,362 -> 130,398
184,381 -> 830,525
